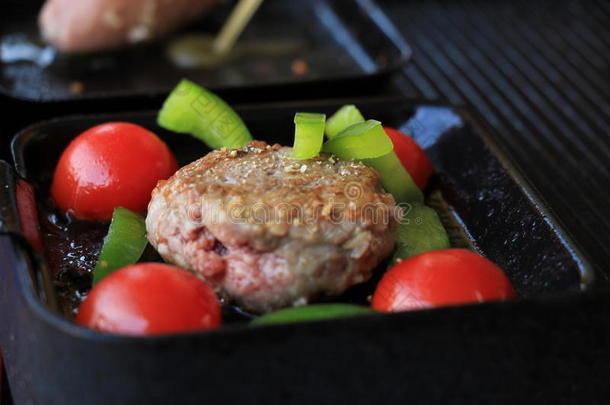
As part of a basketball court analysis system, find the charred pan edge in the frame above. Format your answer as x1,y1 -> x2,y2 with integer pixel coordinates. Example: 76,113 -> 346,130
455,107 -> 595,290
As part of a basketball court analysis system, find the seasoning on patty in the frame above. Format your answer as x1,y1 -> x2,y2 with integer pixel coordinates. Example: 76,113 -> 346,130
146,141 -> 399,313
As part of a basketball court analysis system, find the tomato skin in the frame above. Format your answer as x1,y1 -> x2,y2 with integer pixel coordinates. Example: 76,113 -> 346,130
384,127 -> 434,190
76,263 -> 221,335
372,249 -> 515,312
51,122 -> 177,221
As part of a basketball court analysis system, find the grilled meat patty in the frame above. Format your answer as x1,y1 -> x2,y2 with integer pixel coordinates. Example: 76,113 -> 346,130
146,141 -> 399,313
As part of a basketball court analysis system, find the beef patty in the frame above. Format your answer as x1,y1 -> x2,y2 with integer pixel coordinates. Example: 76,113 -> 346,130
146,141 -> 398,313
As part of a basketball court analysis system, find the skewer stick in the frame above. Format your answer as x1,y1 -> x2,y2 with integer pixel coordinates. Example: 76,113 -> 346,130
212,0 -> 264,55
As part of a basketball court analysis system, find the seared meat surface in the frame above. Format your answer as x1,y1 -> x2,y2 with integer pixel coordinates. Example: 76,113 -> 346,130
146,141 -> 398,313
39,0 -> 218,53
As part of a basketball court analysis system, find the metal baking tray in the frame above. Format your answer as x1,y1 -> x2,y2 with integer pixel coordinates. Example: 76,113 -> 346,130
0,97 -> 595,404
0,0 -> 410,102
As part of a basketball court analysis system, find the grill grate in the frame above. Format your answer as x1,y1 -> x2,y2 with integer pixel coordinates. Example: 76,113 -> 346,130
383,0 -> 610,282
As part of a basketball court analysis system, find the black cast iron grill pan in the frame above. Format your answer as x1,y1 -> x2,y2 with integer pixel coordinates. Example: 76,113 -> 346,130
0,97 -> 596,404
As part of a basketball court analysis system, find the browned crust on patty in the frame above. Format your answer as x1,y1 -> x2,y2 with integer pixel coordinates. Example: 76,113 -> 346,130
146,141 -> 399,312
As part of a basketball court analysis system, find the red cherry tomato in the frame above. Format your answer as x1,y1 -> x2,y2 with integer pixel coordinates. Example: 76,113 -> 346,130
51,122 -> 177,221
76,263 -> 221,335
372,249 -> 515,312
384,127 -> 434,190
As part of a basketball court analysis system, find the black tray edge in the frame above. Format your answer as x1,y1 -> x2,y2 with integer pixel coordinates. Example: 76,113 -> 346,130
452,106 -> 596,289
